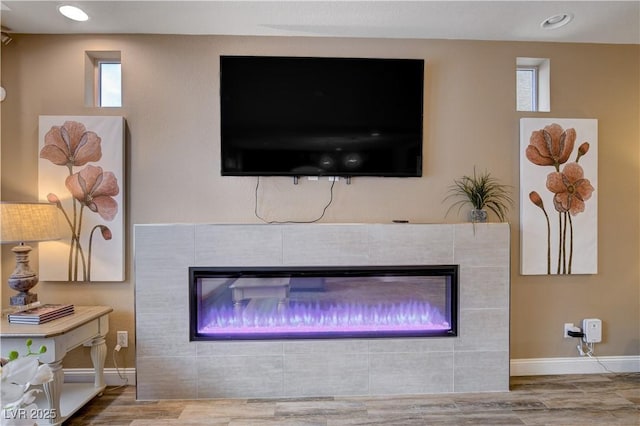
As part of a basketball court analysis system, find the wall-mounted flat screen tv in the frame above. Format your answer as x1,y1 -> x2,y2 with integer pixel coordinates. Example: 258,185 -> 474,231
220,55 -> 424,177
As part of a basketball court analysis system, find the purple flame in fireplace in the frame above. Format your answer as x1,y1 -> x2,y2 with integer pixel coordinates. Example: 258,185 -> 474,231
191,266 -> 458,340
200,299 -> 449,336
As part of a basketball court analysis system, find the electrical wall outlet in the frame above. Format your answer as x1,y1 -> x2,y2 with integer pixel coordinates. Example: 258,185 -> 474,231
582,318 -> 602,343
564,323 -> 575,338
117,331 -> 129,348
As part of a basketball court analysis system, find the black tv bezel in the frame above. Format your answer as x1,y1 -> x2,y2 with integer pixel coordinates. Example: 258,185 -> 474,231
219,55 -> 425,178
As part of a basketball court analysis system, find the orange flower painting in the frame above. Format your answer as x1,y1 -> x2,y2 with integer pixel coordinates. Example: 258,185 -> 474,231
520,119 -> 598,275
525,123 -> 576,168
39,120 -> 102,168
546,163 -> 595,215
38,116 -> 125,282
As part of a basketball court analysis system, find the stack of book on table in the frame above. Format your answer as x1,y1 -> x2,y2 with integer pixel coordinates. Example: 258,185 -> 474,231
8,304 -> 75,324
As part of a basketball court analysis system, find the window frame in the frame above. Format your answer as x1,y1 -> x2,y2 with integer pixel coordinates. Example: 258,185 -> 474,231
84,51 -> 122,108
516,57 -> 550,113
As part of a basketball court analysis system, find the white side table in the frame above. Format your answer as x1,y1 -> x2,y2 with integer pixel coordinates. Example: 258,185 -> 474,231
1,305 -> 113,425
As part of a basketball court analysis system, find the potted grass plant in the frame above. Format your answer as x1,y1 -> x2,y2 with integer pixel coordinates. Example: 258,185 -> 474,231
445,168 -> 513,223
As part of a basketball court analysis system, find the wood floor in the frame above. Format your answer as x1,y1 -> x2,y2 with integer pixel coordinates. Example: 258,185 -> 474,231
65,373 -> 639,425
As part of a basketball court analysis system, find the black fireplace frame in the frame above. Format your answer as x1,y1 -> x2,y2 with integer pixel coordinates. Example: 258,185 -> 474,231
189,265 -> 458,341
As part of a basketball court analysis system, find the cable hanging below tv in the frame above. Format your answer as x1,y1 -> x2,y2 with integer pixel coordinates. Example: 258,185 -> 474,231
220,55 -> 424,178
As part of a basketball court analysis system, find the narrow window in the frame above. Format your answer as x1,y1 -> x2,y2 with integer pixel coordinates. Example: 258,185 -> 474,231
85,51 -> 122,107
517,67 -> 538,111
516,58 -> 550,112
98,61 -> 122,107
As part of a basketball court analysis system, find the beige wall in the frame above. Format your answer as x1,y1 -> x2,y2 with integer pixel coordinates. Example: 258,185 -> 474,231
1,34 -> 638,369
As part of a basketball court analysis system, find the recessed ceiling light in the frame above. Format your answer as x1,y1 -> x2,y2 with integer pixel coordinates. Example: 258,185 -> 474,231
58,5 -> 89,22
541,13 -> 573,30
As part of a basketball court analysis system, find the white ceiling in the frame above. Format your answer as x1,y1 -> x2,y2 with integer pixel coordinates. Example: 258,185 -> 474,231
1,1 -> 639,44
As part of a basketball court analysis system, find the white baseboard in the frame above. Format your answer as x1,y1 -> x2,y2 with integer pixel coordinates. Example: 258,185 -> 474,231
64,368 -> 136,386
510,356 -> 640,376
62,358 -> 639,386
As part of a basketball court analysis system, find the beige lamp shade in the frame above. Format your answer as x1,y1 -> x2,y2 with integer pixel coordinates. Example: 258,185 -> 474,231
0,202 -> 61,244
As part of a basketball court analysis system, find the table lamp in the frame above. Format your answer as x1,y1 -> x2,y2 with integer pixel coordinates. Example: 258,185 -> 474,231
0,201 -> 61,305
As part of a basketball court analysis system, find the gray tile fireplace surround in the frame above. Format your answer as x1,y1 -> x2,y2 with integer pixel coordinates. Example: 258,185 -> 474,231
134,223 -> 510,399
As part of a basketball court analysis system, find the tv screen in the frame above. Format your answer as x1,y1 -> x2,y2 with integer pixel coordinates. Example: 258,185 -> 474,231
220,55 -> 424,177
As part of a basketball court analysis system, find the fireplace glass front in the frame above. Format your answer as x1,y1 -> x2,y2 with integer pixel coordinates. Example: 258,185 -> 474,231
190,265 -> 458,340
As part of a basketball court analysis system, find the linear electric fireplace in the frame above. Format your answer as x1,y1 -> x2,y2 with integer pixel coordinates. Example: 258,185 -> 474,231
190,265 -> 458,340
136,223 -> 510,398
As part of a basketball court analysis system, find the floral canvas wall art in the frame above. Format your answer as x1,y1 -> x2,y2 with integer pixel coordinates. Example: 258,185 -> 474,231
520,118 -> 598,275
38,116 -> 125,282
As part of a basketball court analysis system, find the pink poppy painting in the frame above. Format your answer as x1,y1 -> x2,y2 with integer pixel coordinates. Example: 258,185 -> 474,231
38,116 -> 125,282
520,118 -> 598,275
